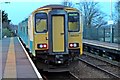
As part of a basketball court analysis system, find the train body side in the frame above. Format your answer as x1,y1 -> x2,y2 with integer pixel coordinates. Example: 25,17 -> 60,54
18,18 -> 29,48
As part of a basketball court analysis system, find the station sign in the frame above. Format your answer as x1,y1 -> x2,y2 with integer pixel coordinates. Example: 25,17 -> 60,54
108,20 -> 114,25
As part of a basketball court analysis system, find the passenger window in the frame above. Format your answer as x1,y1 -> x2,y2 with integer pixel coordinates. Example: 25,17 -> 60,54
68,12 -> 80,32
35,13 -> 47,33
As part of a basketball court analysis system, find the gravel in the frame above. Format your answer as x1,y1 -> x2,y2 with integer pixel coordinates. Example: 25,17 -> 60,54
70,61 -> 112,78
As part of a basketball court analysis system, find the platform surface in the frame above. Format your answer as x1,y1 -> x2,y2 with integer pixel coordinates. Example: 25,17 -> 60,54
83,39 -> 120,51
2,37 -> 42,79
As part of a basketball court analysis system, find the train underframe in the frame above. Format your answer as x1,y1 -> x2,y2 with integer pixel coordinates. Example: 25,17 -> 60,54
34,49 -> 80,72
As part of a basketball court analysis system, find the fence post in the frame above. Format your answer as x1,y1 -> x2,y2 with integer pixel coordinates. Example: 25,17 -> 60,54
103,28 -> 105,42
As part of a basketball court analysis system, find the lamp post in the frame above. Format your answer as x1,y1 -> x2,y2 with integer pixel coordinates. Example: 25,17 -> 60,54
0,2 -> 10,40
108,0 -> 114,43
0,4 -> 2,40
110,0 -> 113,43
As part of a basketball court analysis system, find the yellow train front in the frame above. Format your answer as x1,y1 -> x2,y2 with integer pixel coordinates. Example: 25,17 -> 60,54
18,5 -> 83,71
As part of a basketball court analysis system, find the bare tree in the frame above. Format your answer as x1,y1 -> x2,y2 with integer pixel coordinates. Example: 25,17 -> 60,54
114,1 -> 120,43
115,1 -> 120,25
77,2 -> 107,40
62,0 -> 74,7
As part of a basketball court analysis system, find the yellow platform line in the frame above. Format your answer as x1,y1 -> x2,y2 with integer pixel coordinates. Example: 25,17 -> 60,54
3,37 -> 16,78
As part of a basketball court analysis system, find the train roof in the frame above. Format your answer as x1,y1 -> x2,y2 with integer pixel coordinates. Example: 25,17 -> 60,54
32,4 -> 78,14
40,4 -> 68,9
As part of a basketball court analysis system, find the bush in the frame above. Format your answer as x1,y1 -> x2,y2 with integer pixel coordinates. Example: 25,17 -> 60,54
2,28 -> 12,37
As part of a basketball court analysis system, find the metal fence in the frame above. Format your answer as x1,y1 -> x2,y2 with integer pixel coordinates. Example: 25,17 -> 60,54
83,26 -> 120,44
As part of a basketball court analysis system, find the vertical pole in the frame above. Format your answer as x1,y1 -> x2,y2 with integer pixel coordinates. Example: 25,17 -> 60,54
110,0 -> 113,43
112,27 -> 114,42
110,25 -> 113,43
103,28 -> 105,42
97,28 -> 98,40
0,2 -> 10,39
0,3 -> 2,80
0,4 -> 2,40
97,28 -> 99,41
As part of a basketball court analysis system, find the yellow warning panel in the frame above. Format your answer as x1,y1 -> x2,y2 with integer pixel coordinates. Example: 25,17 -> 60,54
3,38 -> 16,78
52,16 -> 65,52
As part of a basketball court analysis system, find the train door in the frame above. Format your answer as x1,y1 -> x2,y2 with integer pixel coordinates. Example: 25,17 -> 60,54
49,10 -> 68,54
52,16 -> 64,52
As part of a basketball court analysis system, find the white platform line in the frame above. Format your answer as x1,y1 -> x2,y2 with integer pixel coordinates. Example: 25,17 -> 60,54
18,37 -> 43,80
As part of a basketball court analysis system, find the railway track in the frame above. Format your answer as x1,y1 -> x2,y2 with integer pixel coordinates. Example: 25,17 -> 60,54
40,71 -> 79,80
20,36 -> 120,79
83,42 -> 120,62
79,52 -> 120,78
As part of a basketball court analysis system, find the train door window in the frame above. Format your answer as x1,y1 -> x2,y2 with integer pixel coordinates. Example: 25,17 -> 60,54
68,12 -> 80,32
27,25 -> 28,35
35,13 -> 47,33
25,18 -> 28,35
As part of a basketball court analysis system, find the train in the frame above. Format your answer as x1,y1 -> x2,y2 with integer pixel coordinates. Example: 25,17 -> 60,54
18,4 -> 83,71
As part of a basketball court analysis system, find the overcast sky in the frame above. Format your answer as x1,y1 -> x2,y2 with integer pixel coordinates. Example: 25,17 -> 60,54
1,0 -> 117,25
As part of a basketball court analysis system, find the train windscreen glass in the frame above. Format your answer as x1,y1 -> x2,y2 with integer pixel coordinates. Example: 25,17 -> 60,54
35,13 -> 47,33
68,12 -> 80,32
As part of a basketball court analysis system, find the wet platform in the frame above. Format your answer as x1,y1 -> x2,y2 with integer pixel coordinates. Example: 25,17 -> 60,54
83,39 -> 120,51
2,37 -> 42,79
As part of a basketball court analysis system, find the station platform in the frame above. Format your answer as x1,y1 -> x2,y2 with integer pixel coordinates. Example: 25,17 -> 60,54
83,39 -> 120,51
2,37 -> 43,79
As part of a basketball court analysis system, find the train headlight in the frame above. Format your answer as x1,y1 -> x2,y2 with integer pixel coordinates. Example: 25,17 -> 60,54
39,44 -> 43,48
74,43 -> 77,47
58,61 -> 62,64
69,43 -> 79,48
37,44 -> 47,48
